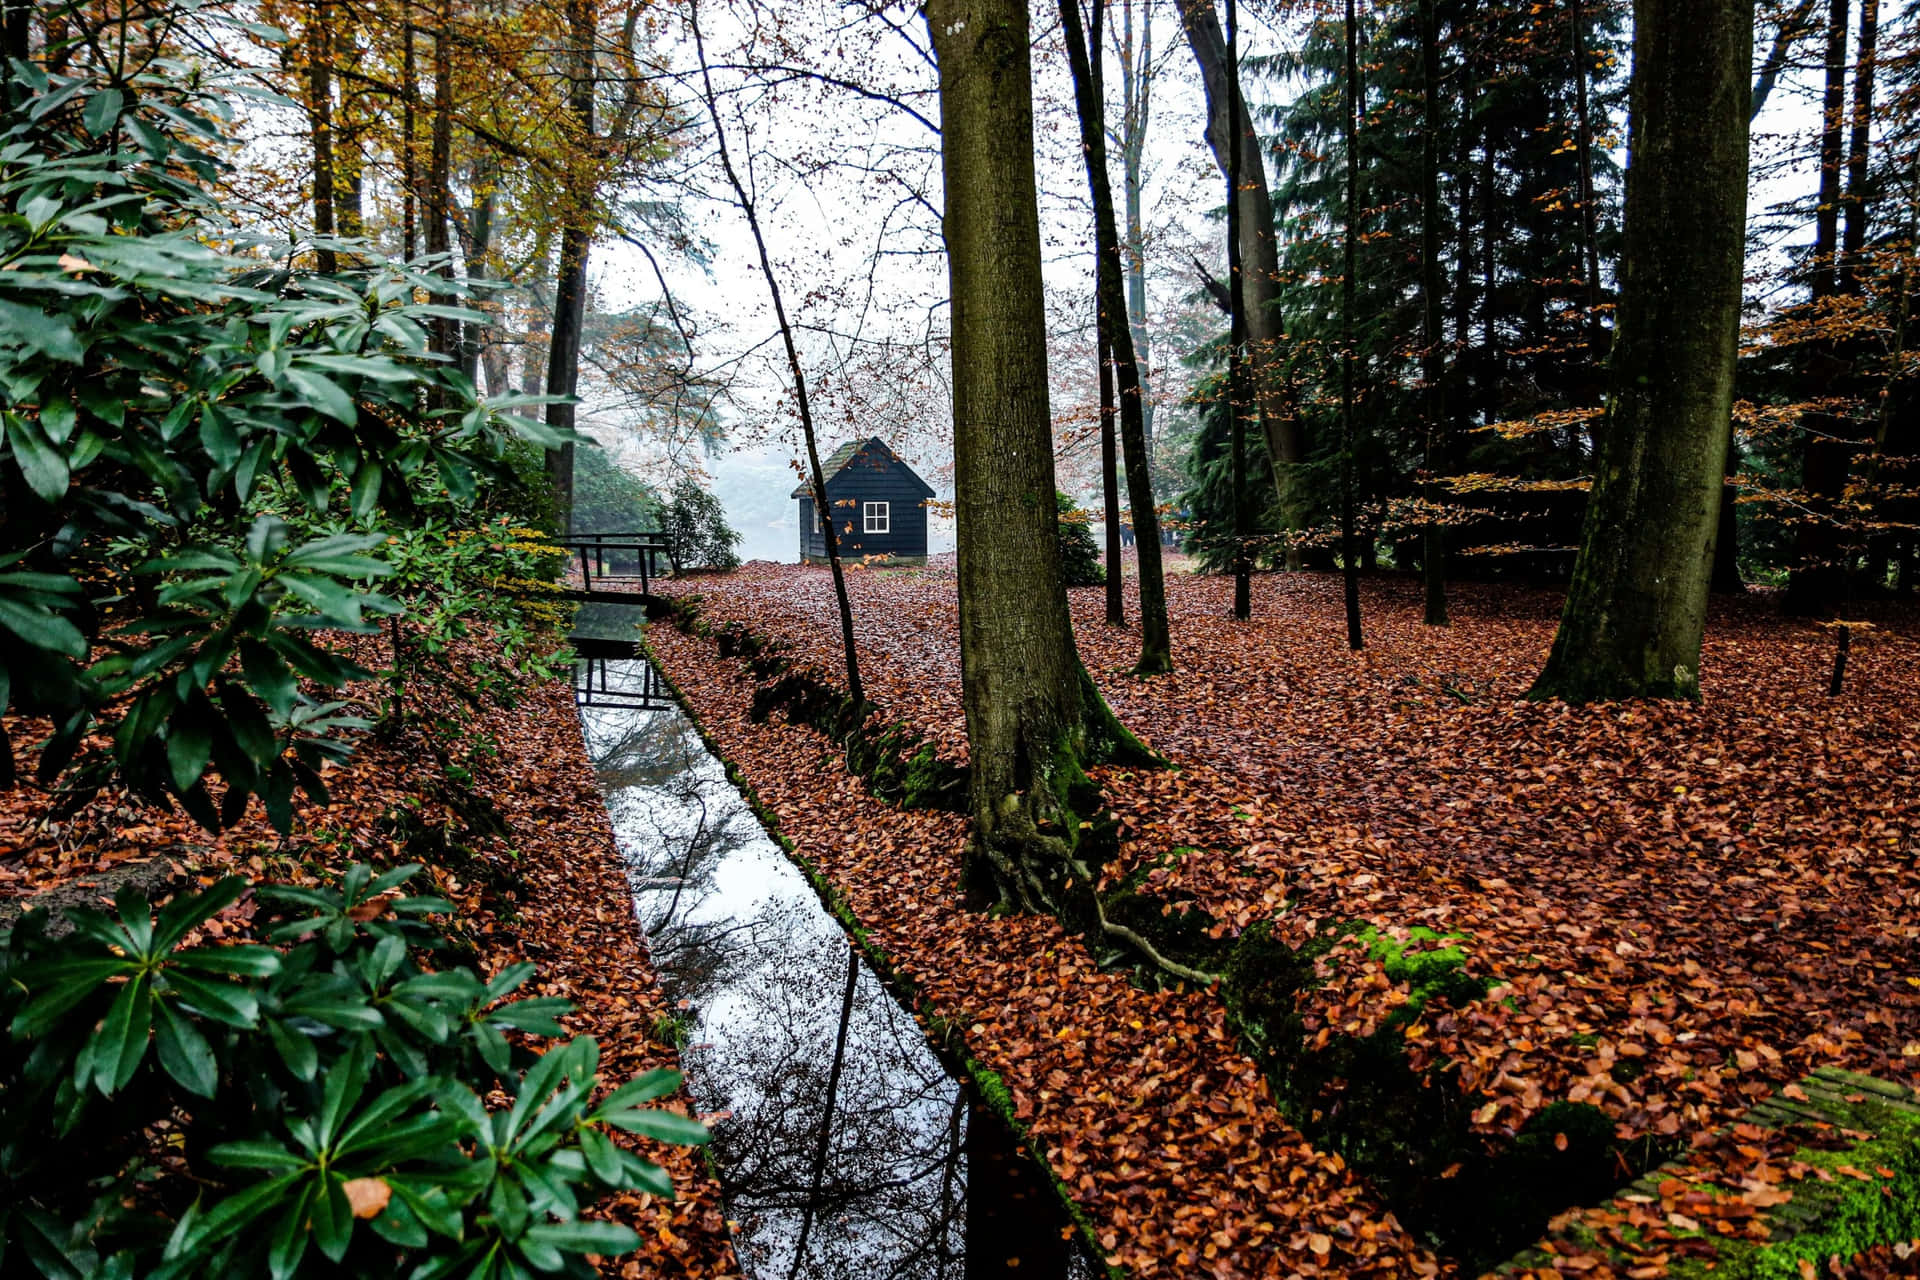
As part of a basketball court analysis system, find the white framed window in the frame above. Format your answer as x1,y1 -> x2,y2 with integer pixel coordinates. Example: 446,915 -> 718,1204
863,501 -> 890,534
812,502 -> 820,534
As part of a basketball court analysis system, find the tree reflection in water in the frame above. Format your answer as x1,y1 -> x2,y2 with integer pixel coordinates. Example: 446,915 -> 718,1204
578,655 -> 1092,1279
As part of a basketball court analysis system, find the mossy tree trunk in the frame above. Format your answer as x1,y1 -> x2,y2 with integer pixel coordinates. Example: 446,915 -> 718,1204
1058,0 -> 1170,674
927,0 -> 1146,916
1530,0 -> 1752,703
1099,323 -> 1125,627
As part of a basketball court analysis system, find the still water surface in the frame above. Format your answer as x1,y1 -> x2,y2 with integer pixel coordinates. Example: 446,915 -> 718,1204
573,626 -> 1094,1280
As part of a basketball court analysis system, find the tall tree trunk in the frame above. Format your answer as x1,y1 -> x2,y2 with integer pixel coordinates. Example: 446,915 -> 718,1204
691,0 -> 864,706
1420,0 -> 1448,627
1226,0 -> 1250,620
1864,193 -> 1914,595
334,5 -> 363,239
1752,0 -> 1820,120
1786,0 -> 1860,614
1339,0 -> 1364,651
308,0 -> 337,274
1454,60 -> 1476,430
1841,0 -> 1878,292
927,0 -> 1148,917
1480,105 -> 1500,425
1177,0 -> 1306,560
1100,322 -> 1125,626
460,156 -> 500,389
1711,434 -> 1746,592
543,0 -> 597,533
401,2 -> 417,259
1113,0 -> 1154,449
523,244 -> 551,397
1060,0 -> 1171,674
1530,0 -> 1752,703
426,0 -> 456,360
1814,0 -> 1849,300
1571,0 -> 1606,378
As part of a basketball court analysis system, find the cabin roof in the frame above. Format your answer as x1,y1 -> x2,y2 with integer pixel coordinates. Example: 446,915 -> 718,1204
789,437 -> 934,499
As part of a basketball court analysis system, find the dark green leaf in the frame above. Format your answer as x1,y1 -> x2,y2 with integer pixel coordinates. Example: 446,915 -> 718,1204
5,412 -> 70,500
283,366 -> 356,425
89,972 -> 153,1095
0,593 -> 86,658
522,1220 -> 641,1255
154,998 -> 218,1097
267,1183 -> 312,1280
596,1109 -> 710,1146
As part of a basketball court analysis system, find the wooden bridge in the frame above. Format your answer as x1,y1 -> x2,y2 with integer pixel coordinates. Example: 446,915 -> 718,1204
556,531 -> 670,603
569,637 -> 674,711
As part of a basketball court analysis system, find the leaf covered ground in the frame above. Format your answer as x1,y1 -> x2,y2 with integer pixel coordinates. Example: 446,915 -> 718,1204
0,632 -> 740,1279
651,560 -> 1920,1277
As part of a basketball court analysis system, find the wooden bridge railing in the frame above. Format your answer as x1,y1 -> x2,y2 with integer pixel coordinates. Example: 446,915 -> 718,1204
560,531 -> 670,597
570,646 -> 674,711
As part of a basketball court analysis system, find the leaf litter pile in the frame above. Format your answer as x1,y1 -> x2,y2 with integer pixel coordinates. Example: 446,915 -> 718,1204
651,560 -> 1920,1277
0,630 -> 740,1279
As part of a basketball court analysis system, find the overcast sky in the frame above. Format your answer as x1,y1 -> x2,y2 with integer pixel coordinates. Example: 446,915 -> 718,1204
582,1 -> 1837,566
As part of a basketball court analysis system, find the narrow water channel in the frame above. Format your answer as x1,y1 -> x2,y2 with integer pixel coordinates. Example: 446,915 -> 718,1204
571,618 -> 1094,1280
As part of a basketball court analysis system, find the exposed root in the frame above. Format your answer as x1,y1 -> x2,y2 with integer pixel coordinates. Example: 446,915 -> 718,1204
1094,902 -> 1224,987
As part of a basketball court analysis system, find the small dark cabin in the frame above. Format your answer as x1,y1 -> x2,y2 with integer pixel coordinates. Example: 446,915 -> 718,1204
791,437 -> 934,565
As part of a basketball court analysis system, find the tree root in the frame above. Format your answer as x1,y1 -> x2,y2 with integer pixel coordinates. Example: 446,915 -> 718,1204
1094,901 -> 1223,987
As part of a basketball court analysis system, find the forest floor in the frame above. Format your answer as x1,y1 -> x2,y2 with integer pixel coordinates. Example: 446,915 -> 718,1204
650,559 -> 1920,1278
0,632 -> 741,1279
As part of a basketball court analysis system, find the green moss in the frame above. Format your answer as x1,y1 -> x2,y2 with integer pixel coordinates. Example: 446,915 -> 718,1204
1338,925 -> 1490,1026
650,1010 -> 692,1049
900,743 -> 951,808
1659,1106 -> 1920,1280
973,1067 -> 1014,1116
1752,1117 -> 1920,1277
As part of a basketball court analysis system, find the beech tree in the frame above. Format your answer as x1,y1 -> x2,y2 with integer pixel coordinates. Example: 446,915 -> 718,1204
1059,0 -> 1172,674
926,0 -> 1147,916
1106,0 -> 1163,448
1225,0 -> 1251,619
1530,0 -> 1752,702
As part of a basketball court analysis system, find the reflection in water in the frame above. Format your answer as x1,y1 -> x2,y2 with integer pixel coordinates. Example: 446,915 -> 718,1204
577,652 -> 1092,1280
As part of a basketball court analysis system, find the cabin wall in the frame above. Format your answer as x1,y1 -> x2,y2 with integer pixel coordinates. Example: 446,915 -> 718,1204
797,495 -> 825,561
796,444 -> 933,564
797,488 -> 927,560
